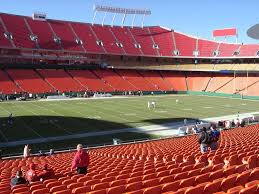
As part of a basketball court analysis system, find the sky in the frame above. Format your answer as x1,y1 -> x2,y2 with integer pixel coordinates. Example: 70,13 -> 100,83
1,0 -> 259,44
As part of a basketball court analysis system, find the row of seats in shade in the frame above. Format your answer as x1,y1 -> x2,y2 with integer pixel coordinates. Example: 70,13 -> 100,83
0,124 -> 258,193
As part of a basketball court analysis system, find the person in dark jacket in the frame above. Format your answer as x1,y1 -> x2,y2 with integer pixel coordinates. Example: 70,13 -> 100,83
210,127 -> 220,150
71,144 -> 90,174
10,170 -> 28,187
198,127 -> 210,153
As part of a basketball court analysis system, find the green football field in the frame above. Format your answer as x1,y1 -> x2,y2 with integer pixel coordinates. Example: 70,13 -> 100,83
0,94 -> 259,154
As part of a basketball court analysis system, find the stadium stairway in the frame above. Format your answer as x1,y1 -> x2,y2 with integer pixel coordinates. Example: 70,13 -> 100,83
0,124 -> 258,194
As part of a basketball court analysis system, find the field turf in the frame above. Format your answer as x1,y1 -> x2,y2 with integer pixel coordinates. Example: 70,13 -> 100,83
0,94 -> 258,143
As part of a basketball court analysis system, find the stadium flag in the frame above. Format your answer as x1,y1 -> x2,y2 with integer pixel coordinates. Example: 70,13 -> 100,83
213,28 -> 237,37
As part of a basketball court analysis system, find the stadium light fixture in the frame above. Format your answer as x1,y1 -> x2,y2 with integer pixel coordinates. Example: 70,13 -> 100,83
92,4 -> 151,28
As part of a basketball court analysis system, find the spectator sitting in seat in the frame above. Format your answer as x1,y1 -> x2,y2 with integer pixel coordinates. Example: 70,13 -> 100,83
10,170 -> 28,188
71,144 -> 90,174
38,164 -> 55,181
198,127 -> 211,153
26,163 -> 39,183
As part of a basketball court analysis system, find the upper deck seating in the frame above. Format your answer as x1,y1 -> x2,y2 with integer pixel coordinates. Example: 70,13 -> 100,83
26,18 -> 61,50
48,20 -> 84,52
130,27 -> 158,56
239,44 -> 259,57
148,26 -> 174,57
110,26 -> 142,55
0,13 -> 259,58
174,32 -> 196,57
198,39 -> 219,57
218,43 -> 240,57
1,14 -> 35,49
91,25 -> 124,55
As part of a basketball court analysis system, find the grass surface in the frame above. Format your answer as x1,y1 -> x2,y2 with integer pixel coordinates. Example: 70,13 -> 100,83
0,94 -> 259,142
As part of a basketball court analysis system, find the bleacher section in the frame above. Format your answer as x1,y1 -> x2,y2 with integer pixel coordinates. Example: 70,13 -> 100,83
6,69 -> 53,93
198,39 -> 218,57
149,27 -> 174,57
37,69 -> 84,92
1,14 -> 35,49
68,70 -> 113,92
91,25 -> 124,55
0,70 -> 21,94
129,27 -> 158,56
1,69 -> 259,97
218,44 -> 240,57
110,26 -> 142,56
1,13 -> 259,58
174,32 -> 196,57
48,20 -> 83,52
0,15 -> 13,48
239,44 -> 259,57
160,72 -> 187,91
116,70 -> 157,91
92,69 -> 135,92
26,17 -> 60,50
138,71 -> 172,91
187,72 -> 212,92
205,75 -> 234,94
0,125 -> 258,194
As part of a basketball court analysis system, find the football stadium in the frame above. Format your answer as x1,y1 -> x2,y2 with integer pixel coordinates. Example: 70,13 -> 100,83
0,1 -> 259,194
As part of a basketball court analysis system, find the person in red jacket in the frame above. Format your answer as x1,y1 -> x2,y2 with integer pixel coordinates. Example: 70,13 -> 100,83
26,163 -> 39,183
71,144 -> 90,174
38,163 -> 55,181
